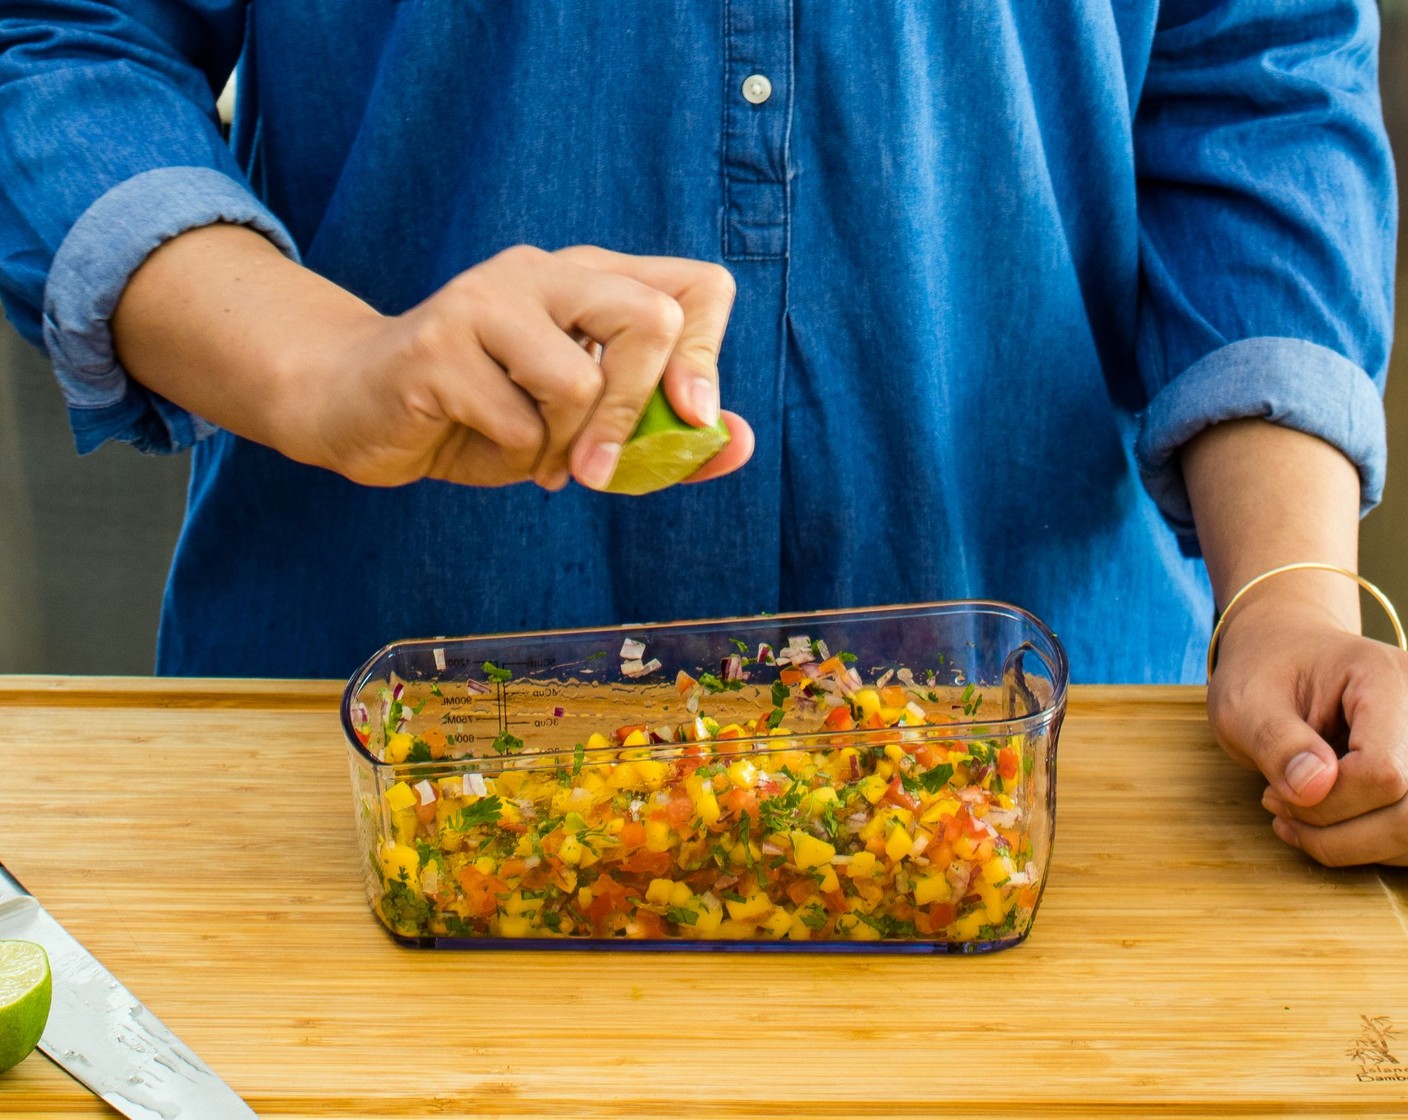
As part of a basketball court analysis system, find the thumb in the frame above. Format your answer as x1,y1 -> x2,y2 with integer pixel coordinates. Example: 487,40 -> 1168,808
1210,687 -> 1340,811
1221,708 -> 1340,807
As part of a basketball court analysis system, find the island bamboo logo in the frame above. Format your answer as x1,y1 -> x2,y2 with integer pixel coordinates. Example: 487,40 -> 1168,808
1348,1015 -> 1406,1083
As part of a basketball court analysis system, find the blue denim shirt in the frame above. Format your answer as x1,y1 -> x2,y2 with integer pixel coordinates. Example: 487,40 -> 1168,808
0,2 -> 1394,682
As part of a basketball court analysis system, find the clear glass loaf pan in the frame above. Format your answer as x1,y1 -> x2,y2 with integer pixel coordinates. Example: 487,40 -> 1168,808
342,602 -> 1066,953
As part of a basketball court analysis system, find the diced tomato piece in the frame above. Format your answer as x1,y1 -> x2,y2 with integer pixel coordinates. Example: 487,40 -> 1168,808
926,839 -> 954,869
633,909 -> 666,938
421,727 -> 448,759
998,747 -> 1019,781
665,792 -> 694,831
618,821 -> 647,849
619,849 -> 672,877
914,742 -> 944,769
929,902 -> 957,928
454,866 -> 506,918
861,710 -> 888,730
414,800 -> 438,825
779,667 -> 805,686
821,889 -> 849,914
786,878 -> 816,906
880,685 -> 909,708
720,787 -> 759,819
823,706 -> 855,731
882,778 -> 919,811
614,723 -> 647,743
816,655 -> 846,677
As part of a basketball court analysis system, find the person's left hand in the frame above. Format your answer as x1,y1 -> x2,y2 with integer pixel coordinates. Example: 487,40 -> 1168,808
1207,596 -> 1408,867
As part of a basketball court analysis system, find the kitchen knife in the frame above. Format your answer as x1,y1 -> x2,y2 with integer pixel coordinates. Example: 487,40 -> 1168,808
0,861 -> 256,1119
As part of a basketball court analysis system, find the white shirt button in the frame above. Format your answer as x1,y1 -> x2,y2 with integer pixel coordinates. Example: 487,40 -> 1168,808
741,74 -> 772,105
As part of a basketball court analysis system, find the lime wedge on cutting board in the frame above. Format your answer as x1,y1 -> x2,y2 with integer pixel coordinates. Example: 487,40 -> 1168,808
603,385 -> 731,496
0,940 -> 51,1073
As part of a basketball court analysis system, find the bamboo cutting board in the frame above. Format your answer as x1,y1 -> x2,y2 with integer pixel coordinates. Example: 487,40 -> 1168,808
0,677 -> 1404,1119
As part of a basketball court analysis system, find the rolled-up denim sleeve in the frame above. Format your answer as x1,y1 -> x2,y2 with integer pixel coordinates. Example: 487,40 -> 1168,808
1130,0 -> 1395,551
0,3 -> 298,454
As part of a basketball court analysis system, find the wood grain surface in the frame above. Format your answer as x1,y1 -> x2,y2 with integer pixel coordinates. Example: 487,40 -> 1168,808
0,677 -> 1404,1118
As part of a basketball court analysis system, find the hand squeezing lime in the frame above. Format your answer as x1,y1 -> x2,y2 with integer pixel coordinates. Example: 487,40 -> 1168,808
602,385 -> 731,496
0,940 -> 51,1074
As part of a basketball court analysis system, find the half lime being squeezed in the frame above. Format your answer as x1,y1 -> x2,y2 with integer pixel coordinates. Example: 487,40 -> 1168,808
0,940 -> 51,1074
602,385 -> 731,496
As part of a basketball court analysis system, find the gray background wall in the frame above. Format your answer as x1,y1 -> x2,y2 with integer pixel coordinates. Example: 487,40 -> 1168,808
2,12 -> 1407,673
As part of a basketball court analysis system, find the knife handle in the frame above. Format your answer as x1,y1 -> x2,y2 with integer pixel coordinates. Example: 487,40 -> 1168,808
0,860 -> 32,904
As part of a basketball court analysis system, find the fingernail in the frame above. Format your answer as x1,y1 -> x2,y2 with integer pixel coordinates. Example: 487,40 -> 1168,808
1271,816 -> 1301,848
1284,752 -> 1328,797
579,442 -> 620,490
690,377 -> 720,427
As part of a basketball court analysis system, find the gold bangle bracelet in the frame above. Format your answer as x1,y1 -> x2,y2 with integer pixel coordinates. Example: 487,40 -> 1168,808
1206,562 -> 1406,681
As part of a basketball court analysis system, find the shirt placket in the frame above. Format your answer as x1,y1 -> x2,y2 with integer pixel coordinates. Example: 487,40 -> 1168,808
722,0 -> 793,261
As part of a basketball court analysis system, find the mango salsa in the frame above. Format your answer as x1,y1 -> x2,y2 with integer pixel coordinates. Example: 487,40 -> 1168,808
358,647 -> 1042,950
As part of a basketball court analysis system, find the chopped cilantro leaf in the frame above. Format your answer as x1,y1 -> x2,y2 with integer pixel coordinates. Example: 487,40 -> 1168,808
406,739 -> 433,763
665,905 -> 700,926
482,661 -> 513,684
770,680 -> 789,707
720,889 -> 747,904
572,740 -> 585,777
915,763 -> 955,794
698,672 -> 744,693
490,730 -> 524,755
451,795 -> 503,830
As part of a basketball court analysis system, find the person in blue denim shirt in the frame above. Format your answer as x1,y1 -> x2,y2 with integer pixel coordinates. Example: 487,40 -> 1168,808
0,3 -> 1402,866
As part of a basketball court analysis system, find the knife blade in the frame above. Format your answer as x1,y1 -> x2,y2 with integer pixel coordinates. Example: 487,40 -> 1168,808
0,861 -> 256,1119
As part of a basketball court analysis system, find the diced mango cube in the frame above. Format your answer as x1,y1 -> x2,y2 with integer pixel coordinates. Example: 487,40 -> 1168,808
818,866 -> 840,893
378,841 -> 419,884
689,906 -> 723,934
805,786 -> 839,816
853,689 -> 882,719
790,831 -> 836,870
913,872 -> 951,906
558,834 -> 585,865
725,893 -> 772,922
845,851 -> 879,879
761,909 -> 792,939
621,729 -> 651,748
384,732 -> 414,764
885,823 -> 913,862
645,878 -> 675,906
859,774 -> 888,805
634,760 -> 668,790
695,785 -> 721,826
645,819 -> 674,852
727,759 -> 758,789
383,781 -> 417,812
496,915 -> 533,938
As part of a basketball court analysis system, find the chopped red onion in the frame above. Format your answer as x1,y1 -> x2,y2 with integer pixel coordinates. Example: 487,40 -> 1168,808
432,646 -> 446,672
552,706 -> 565,718
620,658 -> 645,677
620,638 -> 647,660
875,669 -> 894,689
721,654 -> 744,681
465,678 -> 492,695
414,779 -> 437,805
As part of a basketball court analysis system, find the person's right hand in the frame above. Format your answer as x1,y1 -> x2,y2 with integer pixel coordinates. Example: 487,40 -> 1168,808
306,244 -> 752,491
113,226 -> 753,492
